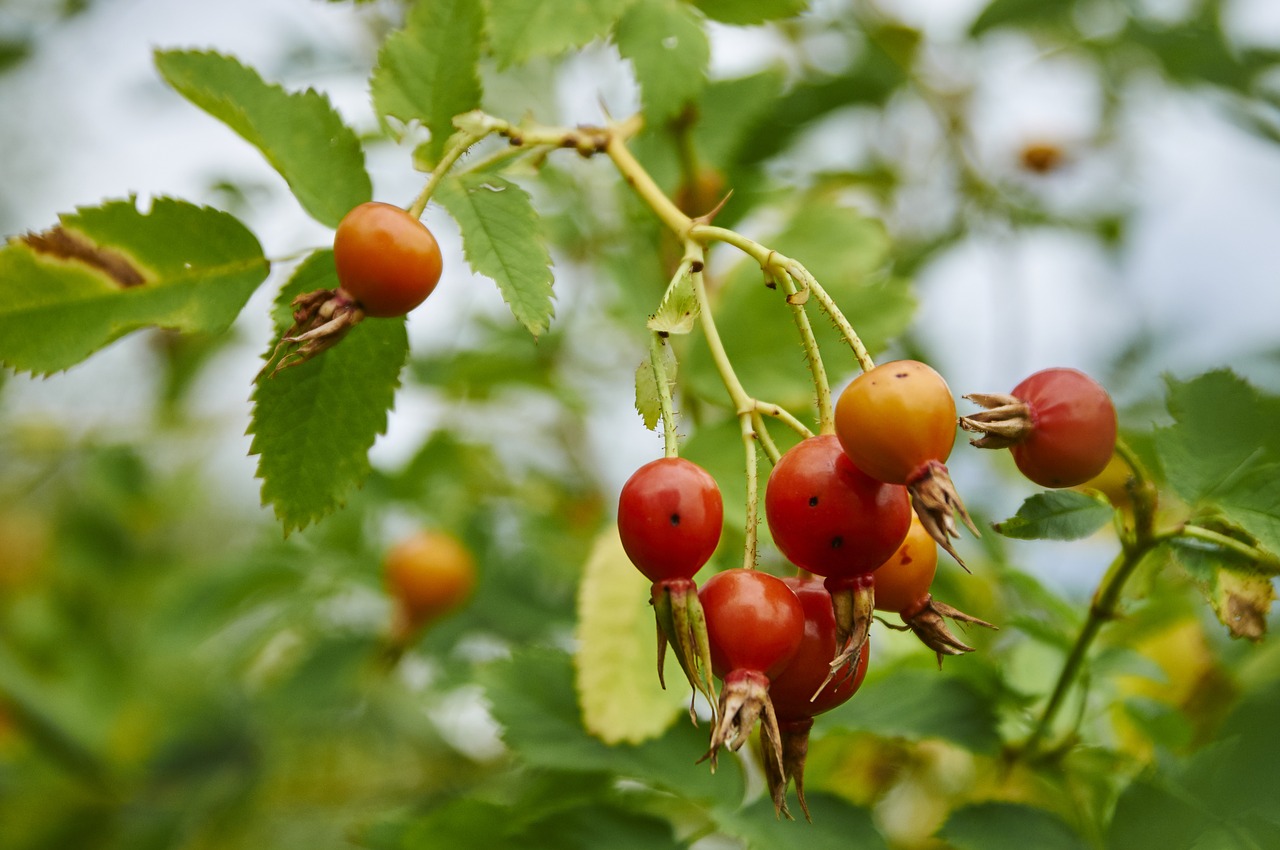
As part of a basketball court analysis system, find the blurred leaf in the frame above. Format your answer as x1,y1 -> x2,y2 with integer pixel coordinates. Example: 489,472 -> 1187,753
522,805 -> 685,850
992,491 -> 1113,541
371,0 -> 484,165
484,0 -> 637,67
969,0 -> 1073,35
1125,9 -> 1253,93
1155,370 -> 1280,506
438,173 -> 555,338
574,527 -> 683,744
154,50 -> 370,228
0,197 -> 267,375
1175,543 -> 1274,642
943,802 -> 1087,850
615,0 -> 709,124
713,793 -> 886,849
249,250 -> 408,533
480,647 -> 743,806
410,319 -> 569,402
693,0 -> 806,25
828,668 -> 1002,753
686,200 -> 912,410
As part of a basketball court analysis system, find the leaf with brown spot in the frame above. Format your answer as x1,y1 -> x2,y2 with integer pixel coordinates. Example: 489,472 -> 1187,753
0,197 -> 268,375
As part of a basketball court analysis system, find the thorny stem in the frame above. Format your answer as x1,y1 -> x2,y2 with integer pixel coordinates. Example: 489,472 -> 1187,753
649,333 -> 679,459
409,125 -> 497,219
794,266 -> 876,374
606,128 -> 693,237
740,414 -> 761,570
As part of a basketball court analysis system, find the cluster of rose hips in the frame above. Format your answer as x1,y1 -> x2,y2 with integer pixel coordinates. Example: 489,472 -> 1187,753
617,360 -> 1117,819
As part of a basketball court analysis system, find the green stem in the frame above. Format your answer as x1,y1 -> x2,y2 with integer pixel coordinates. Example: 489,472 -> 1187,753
1173,524 -> 1280,574
751,411 -> 783,465
649,333 -> 679,458
408,125 -> 500,219
792,264 -> 876,374
774,267 -> 833,433
606,130 -> 693,237
740,414 -> 761,570
1021,543 -> 1155,758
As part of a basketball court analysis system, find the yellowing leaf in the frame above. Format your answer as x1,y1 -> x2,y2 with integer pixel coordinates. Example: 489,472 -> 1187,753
573,528 -> 684,745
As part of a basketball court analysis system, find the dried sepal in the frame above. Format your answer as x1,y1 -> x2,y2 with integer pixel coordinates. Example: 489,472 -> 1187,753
901,593 -> 997,667
762,717 -> 815,821
702,669 -> 781,775
651,579 -> 718,725
907,459 -> 978,570
261,287 -> 365,378
817,575 -> 874,697
959,392 -> 1033,449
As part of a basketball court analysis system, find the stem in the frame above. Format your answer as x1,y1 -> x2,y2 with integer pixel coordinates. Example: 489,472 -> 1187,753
794,265 -> 876,374
1021,542 -> 1155,758
606,132 -> 693,237
741,414 -> 761,570
751,411 -> 782,464
1174,524 -> 1280,574
649,333 -> 679,458
408,125 -> 499,219
774,266 -> 833,433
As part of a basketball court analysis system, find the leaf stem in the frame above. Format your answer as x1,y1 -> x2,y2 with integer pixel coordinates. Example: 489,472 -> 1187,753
773,266 -> 833,433
1172,524 -> 1280,574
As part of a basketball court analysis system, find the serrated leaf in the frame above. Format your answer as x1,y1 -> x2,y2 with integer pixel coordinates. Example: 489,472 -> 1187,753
1155,370 -> 1280,506
437,173 -> 555,337
827,668 -> 1002,753
942,802 -> 1088,850
370,0 -> 483,166
615,0 -> 709,124
484,0 -> 637,67
647,268 -> 699,335
248,250 -> 408,534
0,197 -> 267,375
634,342 -> 676,431
685,201 -> 913,410
154,50 -> 370,228
993,490 -> 1113,541
479,647 -> 742,805
574,528 -> 684,744
693,0 -> 807,25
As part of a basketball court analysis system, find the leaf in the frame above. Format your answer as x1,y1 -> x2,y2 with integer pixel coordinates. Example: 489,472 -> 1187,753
479,647 -> 743,806
1216,464 -> 1280,557
647,268 -> 699,336
634,342 -> 676,431
1155,370 -> 1280,506
483,0 -> 637,67
993,491 -> 1114,541
714,793 -> 887,849
154,50 -> 370,228
0,197 -> 268,375
574,528 -> 684,744
248,250 -> 408,533
943,803 -> 1088,850
1175,544 -> 1274,642
693,0 -> 807,25
437,173 -> 555,337
827,668 -> 1002,753
615,0 -> 709,124
685,200 -> 913,411
370,0 -> 484,166
969,0 -> 1074,35
524,805 -> 685,850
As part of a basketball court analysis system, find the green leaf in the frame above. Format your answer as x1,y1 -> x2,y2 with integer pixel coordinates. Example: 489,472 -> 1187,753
634,342 -> 676,431
1155,370 -> 1280,505
685,200 -> 913,411
480,647 -> 743,806
828,668 -> 1002,753
0,197 -> 268,375
574,528 -> 684,744
647,268 -> 699,336
370,0 -> 484,166
524,805 -> 685,850
693,0 -> 807,25
615,0 -> 709,124
942,802 -> 1089,850
154,50 -> 370,228
1216,464 -> 1280,557
483,0 -> 637,67
969,0 -> 1074,35
993,490 -> 1114,541
437,173 -> 555,337
714,793 -> 886,850
392,800 -> 517,850
248,250 -> 408,533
